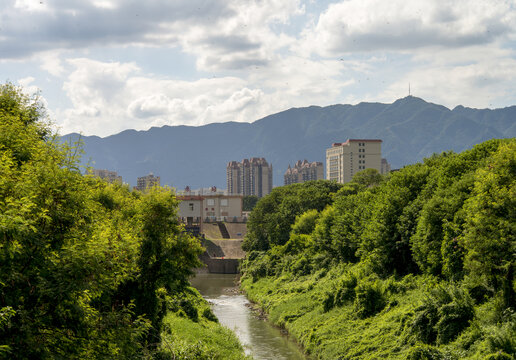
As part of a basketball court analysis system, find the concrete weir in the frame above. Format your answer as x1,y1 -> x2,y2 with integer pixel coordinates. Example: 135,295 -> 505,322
196,222 -> 247,274
199,239 -> 245,274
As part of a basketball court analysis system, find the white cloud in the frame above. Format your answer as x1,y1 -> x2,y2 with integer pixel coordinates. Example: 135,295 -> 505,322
379,47 -> 516,108
17,76 -> 42,100
2,0 -> 516,137
175,0 -> 304,71
1,0 -> 304,73
14,0 -> 48,11
300,0 -> 516,56
55,52 -> 358,136
39,52 -> 66,77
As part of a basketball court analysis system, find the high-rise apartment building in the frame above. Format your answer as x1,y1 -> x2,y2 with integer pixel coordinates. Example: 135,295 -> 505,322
226,158 -> 272,198
134,173 -> 160,192
284,160 -> 324,185
381,158 -> 391,175
326,139 -> 383,184
89,169 -> 122,184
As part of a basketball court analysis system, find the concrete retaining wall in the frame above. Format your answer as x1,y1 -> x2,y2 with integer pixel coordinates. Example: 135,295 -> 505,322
203,257 -> 240,274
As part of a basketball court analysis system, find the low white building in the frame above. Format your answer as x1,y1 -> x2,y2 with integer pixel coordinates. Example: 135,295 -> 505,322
177,187 -> 244,224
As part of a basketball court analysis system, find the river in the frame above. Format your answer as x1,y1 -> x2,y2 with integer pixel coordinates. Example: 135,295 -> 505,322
190,273 -> 307,360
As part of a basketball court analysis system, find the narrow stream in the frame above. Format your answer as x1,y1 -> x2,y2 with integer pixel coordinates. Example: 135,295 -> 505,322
190,273 -> 306,360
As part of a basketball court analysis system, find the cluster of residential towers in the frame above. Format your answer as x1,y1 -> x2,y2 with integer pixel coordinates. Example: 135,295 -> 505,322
224,138 -> 390,198
92,138 -> 391,196
89,138 -> 391,224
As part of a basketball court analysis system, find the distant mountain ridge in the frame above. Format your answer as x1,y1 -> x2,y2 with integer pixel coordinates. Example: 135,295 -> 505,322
62,96 -> 516,189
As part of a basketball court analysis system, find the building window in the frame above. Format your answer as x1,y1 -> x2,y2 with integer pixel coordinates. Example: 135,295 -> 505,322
221,199 -> 228,206
189,203 -> 194,211
207,199 -> 214,206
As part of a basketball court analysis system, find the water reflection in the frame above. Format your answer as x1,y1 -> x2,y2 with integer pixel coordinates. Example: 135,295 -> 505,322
190,273 -> 306,360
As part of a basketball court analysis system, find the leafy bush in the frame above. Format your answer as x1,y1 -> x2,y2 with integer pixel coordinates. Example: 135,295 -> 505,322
335,274 -> 358,307
484,352 -> 514,360
180,299 -> 199,322
407,343 -> 446,360
290,254 -> 312,276
410,286 -> 474,345
291,209 -> 319,235
353,280 -> 386,318
323,273 -> 358,312
435,292 -> 474,344
243,180 -> 342,251
485,317 -> 516,357
202,308 -> 218,322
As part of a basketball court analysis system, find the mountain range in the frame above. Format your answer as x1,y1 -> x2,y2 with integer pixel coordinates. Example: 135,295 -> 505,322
62,96 -> 516,189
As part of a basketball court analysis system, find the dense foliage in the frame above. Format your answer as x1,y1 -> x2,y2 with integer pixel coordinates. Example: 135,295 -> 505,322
242,195 -> 259,211
242,180 -> 343,252
241,139 -> 515,359
0,84 -> 235,359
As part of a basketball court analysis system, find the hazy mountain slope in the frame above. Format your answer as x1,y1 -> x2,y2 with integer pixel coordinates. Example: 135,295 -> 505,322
62,96 -> 515,188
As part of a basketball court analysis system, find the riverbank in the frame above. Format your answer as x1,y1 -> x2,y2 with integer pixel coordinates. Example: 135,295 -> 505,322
191,273 -> 307,359
241,263 -> 516,360
239,141 -> 515,359
159,286 -> 250,359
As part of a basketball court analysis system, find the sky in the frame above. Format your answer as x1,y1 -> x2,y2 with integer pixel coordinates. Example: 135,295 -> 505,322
1,0 -> 516,137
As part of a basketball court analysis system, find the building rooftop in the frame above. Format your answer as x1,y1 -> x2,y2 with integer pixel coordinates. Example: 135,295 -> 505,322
285,159 -> 323,175
332,139 -> 382,147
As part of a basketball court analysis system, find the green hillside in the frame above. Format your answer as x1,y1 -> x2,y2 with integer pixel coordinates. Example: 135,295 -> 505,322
241,139 -> 515,359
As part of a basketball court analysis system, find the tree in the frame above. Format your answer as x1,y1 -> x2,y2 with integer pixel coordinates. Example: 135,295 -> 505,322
0,83 -> 203,358
243,195 -> 259,211
351,168 -> 384,188
461,141 -> 515,308
242,181 -> 342,251
359,164 -> 429,275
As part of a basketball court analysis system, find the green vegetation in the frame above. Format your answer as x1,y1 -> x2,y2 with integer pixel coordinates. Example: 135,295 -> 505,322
243,195 -> 259,211
0,83 -> 247,359
159,287 -> 250,360
241,140 -> 516,359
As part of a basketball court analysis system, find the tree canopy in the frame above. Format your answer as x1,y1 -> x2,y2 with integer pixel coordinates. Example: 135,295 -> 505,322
0,83 -> 203,358
241,138 -> 516,359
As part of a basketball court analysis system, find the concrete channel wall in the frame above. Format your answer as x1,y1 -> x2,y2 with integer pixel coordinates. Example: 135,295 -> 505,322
198,238 -> 245,274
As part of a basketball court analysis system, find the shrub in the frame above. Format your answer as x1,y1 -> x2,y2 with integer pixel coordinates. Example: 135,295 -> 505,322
485,318 -> 516,357
484,352 -> 514,360
407,343 -> 445,360
354,280 -> 386,318
322,292 -> 335,313
410,286 -> 474,344
290,254 -> 312,276
335,274 -> 358,307
435,290 -> 474,344
180,299 -> 199,322
202,308 -> 218,323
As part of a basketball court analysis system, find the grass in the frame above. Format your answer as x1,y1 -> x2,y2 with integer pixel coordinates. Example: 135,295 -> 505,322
160,313 -> 250,360
159,287 -> 251,360
241,266 -> 515,360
